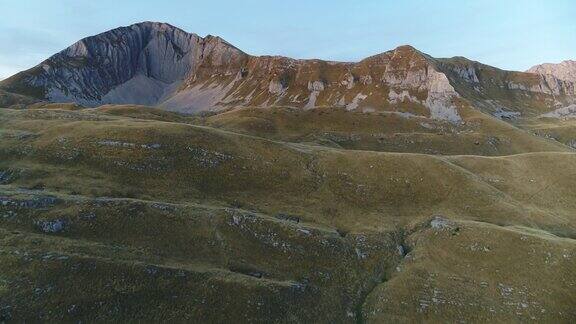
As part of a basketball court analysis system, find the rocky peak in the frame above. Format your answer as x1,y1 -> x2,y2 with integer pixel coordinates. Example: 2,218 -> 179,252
195,34 -> 247,67
2,23 -> 574,120
0,22 -> 247,106
434,56 -> 576,117
527,60 -> 576,83
360,45 -> 425,67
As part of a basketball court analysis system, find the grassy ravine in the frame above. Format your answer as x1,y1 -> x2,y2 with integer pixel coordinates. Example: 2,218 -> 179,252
0,105 -> 575,322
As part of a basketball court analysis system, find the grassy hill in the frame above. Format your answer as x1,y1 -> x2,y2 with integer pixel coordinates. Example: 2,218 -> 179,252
204,106 -> 570,155
0,105 -> 575,322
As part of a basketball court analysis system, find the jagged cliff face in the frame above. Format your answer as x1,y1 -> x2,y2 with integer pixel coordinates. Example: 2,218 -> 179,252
528,60 -> 576,83
433,57 -> 576,119
0,22 -> 248,107
1,22 -> 575,121
6,22 -> 201,105
169,45 -> 462,121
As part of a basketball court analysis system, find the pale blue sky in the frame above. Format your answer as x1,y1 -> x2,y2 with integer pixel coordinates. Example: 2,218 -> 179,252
0,0 -> 574,79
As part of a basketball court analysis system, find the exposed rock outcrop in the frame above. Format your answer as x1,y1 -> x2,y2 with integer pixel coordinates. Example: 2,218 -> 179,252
1,22 -> 575,121
528,60 -> 576,83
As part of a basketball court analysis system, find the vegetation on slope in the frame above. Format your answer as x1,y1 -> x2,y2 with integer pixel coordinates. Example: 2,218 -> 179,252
0,105 -> 575,322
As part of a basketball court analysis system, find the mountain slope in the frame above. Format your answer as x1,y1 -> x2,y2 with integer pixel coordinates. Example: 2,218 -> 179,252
0,89 -> 39,108
436,57 -> 576,117
0,105 -> 575,322
1,21 -> 576,323
2,22 -> 574,122
0,22 -> 247,108
528,60 -> 576,83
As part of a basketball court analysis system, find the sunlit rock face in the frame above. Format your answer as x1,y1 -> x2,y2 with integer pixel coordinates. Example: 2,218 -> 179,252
527,60 -> 576,96
528,60 -> 576,84
2,22 -> 575,121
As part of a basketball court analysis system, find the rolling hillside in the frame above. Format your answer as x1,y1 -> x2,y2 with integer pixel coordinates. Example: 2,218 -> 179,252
0,105 -> 575,322
1,21 -> 576,323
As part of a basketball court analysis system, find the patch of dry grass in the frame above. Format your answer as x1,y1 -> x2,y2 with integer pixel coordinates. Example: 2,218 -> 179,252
0,105 -> 575,322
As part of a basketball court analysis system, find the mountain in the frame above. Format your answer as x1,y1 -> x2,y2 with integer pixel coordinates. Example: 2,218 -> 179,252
0,22 -> 246,109
2,22 -> 576,323
2,22 -> 575,121
528,60 -> 576,83
525,61 -> 576,118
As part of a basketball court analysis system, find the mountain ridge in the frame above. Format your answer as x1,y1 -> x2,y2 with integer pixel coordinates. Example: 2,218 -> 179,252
528,60 -> 576,84
1,21 -> 575,121
1,21 -> 576,323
